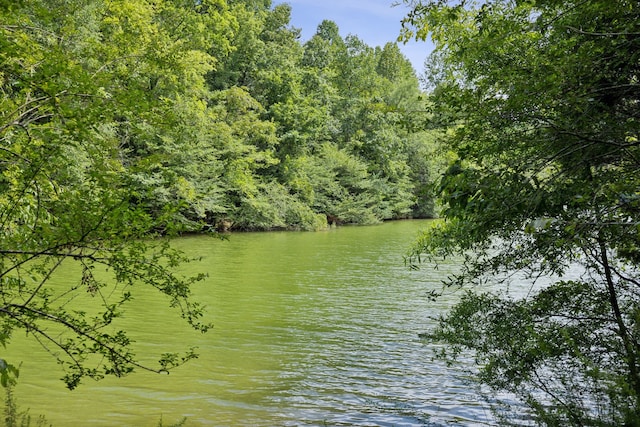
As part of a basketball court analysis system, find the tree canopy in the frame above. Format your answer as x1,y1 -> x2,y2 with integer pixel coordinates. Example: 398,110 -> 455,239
403,0 -> 640,425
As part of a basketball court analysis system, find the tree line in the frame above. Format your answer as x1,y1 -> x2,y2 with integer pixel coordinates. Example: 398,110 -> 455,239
4,0 -> 440,235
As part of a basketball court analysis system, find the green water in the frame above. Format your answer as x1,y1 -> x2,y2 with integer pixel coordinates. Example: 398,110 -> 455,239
4,220 -> 494,426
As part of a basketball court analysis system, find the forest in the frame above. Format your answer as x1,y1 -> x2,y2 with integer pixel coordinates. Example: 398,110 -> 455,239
2,0 -> 441,235
2,0 -> 640,426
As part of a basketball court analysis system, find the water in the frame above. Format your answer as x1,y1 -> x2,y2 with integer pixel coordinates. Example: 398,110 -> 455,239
4,220 -> 500,426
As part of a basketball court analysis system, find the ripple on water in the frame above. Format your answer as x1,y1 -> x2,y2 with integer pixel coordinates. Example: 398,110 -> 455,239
5,221 -> 524,426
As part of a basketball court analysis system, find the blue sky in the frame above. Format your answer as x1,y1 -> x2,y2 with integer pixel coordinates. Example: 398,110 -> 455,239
271,0 -> 435,73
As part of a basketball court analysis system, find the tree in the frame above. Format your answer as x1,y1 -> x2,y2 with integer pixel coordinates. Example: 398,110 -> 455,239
301,20 -> 346,71
376,42 -> 415,83
0,0 -> 235,389
403,0 -> 640,425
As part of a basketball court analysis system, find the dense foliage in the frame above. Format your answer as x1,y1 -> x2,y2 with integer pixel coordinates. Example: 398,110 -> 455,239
403,0 -> 640,425
205,3 -> 440,231
0,0 -> 440,389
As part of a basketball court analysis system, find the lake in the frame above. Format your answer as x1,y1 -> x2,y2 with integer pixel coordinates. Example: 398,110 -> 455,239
4,220 -> 500,426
